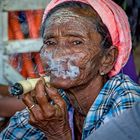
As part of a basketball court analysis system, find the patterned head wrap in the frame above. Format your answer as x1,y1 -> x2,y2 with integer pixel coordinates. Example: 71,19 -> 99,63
42,0 -> 132,77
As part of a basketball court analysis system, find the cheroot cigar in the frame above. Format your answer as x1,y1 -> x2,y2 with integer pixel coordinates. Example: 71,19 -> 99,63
10,76 -> 50,96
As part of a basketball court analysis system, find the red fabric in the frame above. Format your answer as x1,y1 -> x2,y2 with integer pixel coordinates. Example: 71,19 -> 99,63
42,0 -> 132,77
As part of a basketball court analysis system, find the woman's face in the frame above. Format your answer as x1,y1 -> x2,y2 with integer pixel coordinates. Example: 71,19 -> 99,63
40,8 -> 102,89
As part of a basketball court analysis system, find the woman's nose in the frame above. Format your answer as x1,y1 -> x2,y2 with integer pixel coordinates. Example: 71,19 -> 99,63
52,43 -> 70,59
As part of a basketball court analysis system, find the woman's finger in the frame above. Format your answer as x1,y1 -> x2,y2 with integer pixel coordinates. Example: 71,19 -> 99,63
35,77 -> 55,115
22,91 -> 35,110
45,87 -> 67,115
29,111 -> 37,125
22,92 -> 41,120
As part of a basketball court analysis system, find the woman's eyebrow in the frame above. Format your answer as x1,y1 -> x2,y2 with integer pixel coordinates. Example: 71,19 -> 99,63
43,31 -> 86,40
43,33 -> 55,40
64,33 -> 85,38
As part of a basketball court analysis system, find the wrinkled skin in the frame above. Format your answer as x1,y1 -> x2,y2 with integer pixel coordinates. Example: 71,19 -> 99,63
23,78 -> 71,140
41,8 -> 102,89
23,7 -> 117,140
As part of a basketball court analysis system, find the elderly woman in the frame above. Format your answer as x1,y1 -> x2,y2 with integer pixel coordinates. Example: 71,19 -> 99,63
1,0 -> 140,140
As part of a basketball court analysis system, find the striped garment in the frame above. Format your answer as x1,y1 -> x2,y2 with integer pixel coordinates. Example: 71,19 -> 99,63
0,74 -> 140,140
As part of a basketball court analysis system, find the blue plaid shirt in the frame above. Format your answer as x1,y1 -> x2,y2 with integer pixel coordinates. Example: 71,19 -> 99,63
1,74 -> 140,140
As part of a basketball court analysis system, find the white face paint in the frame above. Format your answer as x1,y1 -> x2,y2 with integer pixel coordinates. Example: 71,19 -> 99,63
40,7 -> 102,89
40,50 -> 80,80
46,9 -> 84,26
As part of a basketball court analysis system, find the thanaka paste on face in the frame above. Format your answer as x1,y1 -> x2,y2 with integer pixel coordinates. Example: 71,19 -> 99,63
40,8 -> 102,86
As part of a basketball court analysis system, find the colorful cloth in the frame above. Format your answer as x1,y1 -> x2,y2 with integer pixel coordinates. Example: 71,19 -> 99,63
0,109 -> 45,140
42,0 -> 132,77
82,74 -> 140,139
87,102 -> 140,140
1,74 -> 140,140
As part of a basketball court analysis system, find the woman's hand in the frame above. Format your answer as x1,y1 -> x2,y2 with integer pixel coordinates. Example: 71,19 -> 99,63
22,77 -> 72,140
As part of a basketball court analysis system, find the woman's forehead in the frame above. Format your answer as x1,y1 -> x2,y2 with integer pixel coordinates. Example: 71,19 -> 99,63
42,8 -> 102,47
44,8 -> 99,36
45,7 -> 99,24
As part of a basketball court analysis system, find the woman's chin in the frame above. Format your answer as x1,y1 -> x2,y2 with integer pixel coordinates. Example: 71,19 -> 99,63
50,74 -> 75,89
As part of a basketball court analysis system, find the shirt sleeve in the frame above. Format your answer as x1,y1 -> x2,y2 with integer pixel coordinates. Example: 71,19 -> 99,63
86,102 -> 140,140
104,89 -> 140,123
0,109 -> 45,140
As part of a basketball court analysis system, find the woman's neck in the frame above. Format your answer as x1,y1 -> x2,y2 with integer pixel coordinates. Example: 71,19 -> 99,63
67,75 -> 106,115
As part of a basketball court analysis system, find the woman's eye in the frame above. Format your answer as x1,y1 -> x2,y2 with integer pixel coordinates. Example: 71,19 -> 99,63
73,40 -> 83,45
45,40 -> 56,46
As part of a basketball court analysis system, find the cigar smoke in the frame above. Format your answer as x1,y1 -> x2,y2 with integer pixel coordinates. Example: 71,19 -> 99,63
40,51 -> 80,80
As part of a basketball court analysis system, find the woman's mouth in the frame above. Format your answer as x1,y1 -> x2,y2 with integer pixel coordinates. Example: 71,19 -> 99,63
50,65 -> 80,79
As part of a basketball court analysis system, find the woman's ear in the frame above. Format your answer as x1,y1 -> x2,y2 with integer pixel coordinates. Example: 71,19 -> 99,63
99,46 -> 118,75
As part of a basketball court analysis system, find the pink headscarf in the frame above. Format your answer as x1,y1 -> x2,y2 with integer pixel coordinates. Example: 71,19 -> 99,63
42,0 -> 132,77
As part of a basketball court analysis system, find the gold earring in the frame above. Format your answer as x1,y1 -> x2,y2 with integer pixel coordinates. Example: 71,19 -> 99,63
100,72 -> 105,76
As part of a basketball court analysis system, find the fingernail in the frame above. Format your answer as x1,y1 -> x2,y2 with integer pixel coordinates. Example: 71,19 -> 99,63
39,77 -> 45,85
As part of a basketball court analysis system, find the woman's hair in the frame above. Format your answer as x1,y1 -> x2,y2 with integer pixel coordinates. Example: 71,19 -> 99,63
41,1 -> 113,49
